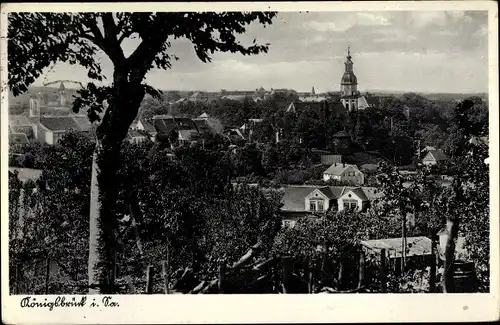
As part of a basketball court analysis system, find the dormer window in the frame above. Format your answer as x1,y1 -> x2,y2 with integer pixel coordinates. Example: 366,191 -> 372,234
309,199 -> 326,211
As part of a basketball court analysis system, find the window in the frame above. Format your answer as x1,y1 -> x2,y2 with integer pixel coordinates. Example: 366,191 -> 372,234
343,199 -> 358,211
309,199 -> 325,211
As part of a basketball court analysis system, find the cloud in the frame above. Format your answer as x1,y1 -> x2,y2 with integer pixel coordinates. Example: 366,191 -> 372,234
303,12 -> 391,32
409,11 -> 474,29
356,12 -> 391,26
304,21 -> 351,32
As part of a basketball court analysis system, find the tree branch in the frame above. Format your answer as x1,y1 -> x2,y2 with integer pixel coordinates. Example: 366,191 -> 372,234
118,31 -> 133,44
101,13 -> 126,65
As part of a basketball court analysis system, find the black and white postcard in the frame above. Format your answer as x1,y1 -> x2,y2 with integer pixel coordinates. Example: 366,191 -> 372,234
1,1 -> 499,324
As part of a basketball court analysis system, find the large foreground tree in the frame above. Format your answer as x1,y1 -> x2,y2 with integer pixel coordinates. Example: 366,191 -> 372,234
8,12 -> 277,293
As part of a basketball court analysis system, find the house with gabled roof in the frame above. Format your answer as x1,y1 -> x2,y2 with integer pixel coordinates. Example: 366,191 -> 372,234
9,115 -> 34,137
422,149 -> 447,166
36,116 -> 90,145
152,114 -> 201,146
323,162 -> 364,185
135,118 -> 157,140
280,185 -> 382,219
9,133 -> 30,147
286,96 -> 347,118
127,129 -> 149,144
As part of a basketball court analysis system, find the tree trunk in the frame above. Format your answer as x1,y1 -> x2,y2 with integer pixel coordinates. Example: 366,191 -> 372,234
87,76 -> 146,294
88,150 -> 101,294
443,218 -> 459,293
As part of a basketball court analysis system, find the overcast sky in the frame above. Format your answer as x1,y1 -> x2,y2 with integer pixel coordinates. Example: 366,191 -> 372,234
33,10 -> 488,93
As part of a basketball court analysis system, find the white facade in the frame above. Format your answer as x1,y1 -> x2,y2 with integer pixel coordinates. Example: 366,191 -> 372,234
305,189 -> 331,212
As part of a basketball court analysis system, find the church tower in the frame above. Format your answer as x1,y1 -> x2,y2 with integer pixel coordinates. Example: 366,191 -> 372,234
58,81 -> 66,106
340,47 -> 360,111
29,93 -> 41,122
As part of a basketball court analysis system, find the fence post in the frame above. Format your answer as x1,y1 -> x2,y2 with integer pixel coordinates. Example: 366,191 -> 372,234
162,261 -> 169,294
429,233 -> 437,292
218,261 -> 226,294
45,257 -> 50,294
380,249 -> 387,293
282,257 -> 292,294
145,266 -> 154,294
358,249 -> 365,289
321,240 -> 329,272
304,260 -> 313,294
15,263 -> 20,295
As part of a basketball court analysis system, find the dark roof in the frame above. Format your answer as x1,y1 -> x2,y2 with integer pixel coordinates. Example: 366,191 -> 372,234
342,187 -> 368,201
175,117 -> 198,130
281,186 -> 316,212
316,187 -> 335,199
9,115 -> 31,126
72,116 -> 92,132
153,117 -> 177,134
324,163 -> 360,176
9,133 -> 29,145
428,149 -> 447,161
341,71 -> 358,85
330,101 -> 348,115
365,96 -> 380,107
139,120 -> 156,133
39,117 -> 80,131
128,129 -> 147,138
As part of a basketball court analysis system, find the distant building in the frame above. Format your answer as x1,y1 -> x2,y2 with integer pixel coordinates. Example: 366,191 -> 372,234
151,114 -> 224,146
286,96 -> 347,118
239,118 -> 264,142
422,149 -> 447,166
135,119 -> 157,140
189,92 -> 208,102
192,113 -> 224,136
323,163 -> 364,185
126,129 -> 149,144
321,154 -> 342,166
332,130 -> 352,154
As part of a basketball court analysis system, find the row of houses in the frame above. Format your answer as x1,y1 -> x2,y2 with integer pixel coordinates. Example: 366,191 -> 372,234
8,114 -> 92,146
165,87 -> 299,105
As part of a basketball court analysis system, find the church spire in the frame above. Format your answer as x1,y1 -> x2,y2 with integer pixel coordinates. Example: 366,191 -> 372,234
347,45 -> 351,60
311,86 -> 316,96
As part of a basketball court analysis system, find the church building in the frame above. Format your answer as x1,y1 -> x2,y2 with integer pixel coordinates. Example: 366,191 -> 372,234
339,47 -> 373,111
